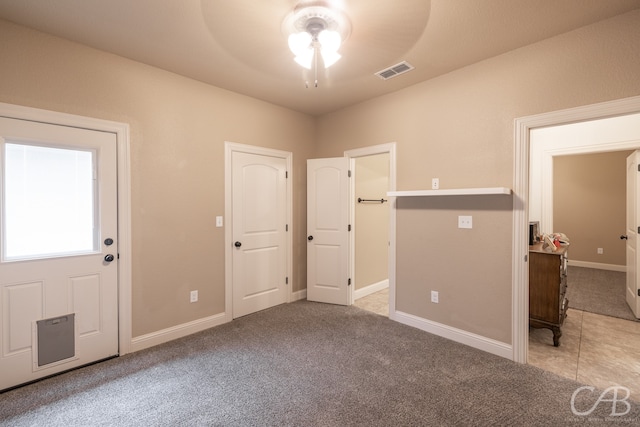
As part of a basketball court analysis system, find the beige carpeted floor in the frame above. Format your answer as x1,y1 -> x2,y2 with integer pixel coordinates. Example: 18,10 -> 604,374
2,300 -> 638,426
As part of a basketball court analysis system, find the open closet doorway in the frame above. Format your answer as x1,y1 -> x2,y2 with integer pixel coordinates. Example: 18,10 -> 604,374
347,143 -> 396,317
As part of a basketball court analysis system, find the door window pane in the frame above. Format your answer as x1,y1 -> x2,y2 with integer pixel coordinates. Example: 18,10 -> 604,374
3,142 -> 97,261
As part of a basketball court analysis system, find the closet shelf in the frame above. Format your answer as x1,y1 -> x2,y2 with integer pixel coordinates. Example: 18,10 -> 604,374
387,187 -> 512,197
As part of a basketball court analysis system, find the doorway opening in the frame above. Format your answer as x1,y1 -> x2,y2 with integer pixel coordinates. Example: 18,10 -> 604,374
513,97 -> 640,399
513,95 -> 640,364
530,114 -> 640,321
346,143 -> 396,317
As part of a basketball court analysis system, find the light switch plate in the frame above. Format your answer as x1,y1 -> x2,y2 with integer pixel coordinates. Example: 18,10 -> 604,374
431,290 -> 439,303
216,216 -> 223,227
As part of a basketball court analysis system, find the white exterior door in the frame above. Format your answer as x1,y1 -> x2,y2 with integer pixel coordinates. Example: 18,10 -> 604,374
307,158 -> 350,305
232,151 -> 288,318
626,151 -> 640,318
0,117 -> 118,390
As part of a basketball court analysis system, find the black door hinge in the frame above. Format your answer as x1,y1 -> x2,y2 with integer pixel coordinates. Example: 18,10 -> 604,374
286,277 -> 289,285
286,171 -> 288,178
348,278 -> 352,286
348,224 -> 351,232
286,224 -> 288,232
348,170 -> 351,178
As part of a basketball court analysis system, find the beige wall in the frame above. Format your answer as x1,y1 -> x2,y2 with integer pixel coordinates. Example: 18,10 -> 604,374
554,151 -> 632,266
2,9 -> 640,349
395,195 -> 513,342
0,19 -> 316,337
316,11 -> 640,344
354,154 -> 389,290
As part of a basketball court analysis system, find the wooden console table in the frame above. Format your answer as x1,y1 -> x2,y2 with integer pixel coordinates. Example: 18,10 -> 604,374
529,242 -> 568,347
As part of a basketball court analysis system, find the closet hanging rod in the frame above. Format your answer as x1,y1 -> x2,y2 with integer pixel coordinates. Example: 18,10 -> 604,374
357,198 -> 388,204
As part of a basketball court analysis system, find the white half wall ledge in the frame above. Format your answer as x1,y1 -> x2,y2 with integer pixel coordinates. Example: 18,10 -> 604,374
388,187 -> 512,197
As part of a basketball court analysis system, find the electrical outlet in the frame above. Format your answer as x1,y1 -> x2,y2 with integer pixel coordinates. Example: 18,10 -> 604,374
431,290 -> 439,303
597,248 -> 604,255
458,215 -> 472,229
432,178 -> 439,190
190,290 -> 198,303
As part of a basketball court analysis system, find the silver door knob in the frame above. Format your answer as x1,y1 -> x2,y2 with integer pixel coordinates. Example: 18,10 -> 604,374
104,254 -> 115,262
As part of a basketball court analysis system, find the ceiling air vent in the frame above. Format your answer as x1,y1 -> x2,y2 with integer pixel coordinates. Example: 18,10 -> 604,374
375,61 -> 414,80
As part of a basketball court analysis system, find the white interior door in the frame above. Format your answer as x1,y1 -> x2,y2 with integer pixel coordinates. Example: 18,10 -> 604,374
307,158 -> 350,305
626,150 -> 640,318
232,151 -> 287,318
0,117 -> 118,390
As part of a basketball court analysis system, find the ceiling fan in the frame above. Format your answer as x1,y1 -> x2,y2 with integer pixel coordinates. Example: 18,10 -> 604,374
200,0 -> 430,86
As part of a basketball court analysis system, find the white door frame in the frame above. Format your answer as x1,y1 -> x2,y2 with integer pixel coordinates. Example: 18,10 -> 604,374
224,142 -> 293,321
512,95 -> 640,364
344,143 -> 397,312
0,102 -> 133,355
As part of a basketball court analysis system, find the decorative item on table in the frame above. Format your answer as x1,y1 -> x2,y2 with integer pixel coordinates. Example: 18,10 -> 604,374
542,233 -> 569,252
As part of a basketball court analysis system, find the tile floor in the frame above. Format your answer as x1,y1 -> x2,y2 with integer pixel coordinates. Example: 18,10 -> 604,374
353,288 -> 389,317
529,308 -> 640,401
357,290 -> 640,401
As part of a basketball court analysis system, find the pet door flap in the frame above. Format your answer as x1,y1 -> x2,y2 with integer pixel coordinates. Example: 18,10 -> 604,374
36,314 -> 75,366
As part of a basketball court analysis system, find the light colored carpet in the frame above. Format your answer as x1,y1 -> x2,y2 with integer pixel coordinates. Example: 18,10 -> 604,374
2,300 -> 638,426
566,266 -> 637,321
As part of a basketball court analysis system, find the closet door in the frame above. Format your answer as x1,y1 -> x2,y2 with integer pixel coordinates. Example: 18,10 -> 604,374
626,151 -> 640,318
307,158 -> 350,305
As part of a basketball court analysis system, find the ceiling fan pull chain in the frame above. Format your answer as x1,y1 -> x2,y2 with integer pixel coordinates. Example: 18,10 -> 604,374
314,45 -> 318,88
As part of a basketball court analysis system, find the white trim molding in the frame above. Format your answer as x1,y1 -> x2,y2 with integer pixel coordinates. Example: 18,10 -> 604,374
353,280 -> 389,300
569,260 -> 626,272
513,95 -> 640,364
291,289 -> 307,302
131,313 -> 227,353
0,102 -> 133,355
394,310 -> 512,359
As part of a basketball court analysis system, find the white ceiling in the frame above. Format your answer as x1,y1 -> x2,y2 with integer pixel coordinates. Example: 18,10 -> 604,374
1,0 -> 639,116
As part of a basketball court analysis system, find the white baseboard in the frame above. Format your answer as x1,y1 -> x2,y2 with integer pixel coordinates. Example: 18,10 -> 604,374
131,290 -> 309,354
569,260 -> 626,272
354,279 -> 389,300
391,310 -> 513,360
291,289 -> 307,302
130,312 -> 229,353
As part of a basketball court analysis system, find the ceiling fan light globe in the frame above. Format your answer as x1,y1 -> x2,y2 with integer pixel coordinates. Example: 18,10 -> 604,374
294,47 -> 314,69
288,32 -> 312,56
318,30 -> 341,53
321,49 -> 341,68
